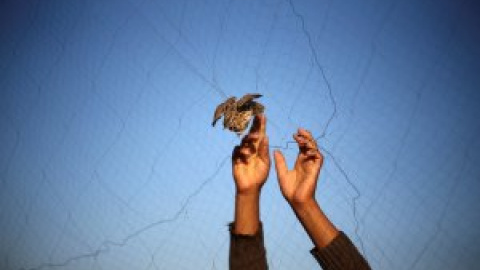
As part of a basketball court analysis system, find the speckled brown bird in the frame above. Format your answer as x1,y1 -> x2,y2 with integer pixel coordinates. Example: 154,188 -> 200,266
212,93 -> 264,135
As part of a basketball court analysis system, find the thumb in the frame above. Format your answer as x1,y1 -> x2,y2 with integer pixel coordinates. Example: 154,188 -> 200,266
274,150 -> 288,180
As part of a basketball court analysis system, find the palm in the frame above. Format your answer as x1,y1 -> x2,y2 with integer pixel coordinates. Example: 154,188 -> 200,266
282,156 -> 319,200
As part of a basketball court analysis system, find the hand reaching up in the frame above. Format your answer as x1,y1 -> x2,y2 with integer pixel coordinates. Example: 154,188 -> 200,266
274,129 -> 338,249
232,114 -> 270,195
274,128 -> 323,206
231,114 -> 270,235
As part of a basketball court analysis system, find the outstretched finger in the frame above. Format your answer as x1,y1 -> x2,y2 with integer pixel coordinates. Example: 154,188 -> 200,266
258,136 -> 270,164
259,114 -> 266,135
249,114 -> 266,136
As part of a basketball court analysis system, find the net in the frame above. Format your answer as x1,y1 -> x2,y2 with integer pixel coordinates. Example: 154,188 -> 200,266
1,0 -> 479,269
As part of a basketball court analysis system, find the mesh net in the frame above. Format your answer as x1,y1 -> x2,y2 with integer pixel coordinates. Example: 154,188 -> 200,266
1,0 -> 479,269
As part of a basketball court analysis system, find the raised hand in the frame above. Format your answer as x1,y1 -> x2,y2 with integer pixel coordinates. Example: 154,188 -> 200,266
274,128 -> 323,206
274,128 -> 338,249
232,114 -> 270,195
231,114 -> 270,235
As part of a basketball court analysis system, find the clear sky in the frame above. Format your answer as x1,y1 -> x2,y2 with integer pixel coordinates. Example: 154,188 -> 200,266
1,0 -> 479,269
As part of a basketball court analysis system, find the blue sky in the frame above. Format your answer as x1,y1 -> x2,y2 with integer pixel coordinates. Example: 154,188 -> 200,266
1,0 -> 479,269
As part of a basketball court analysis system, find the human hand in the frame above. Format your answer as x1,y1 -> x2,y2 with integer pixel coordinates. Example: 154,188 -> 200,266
232,114 -> 270,195
274,128 -> 323,207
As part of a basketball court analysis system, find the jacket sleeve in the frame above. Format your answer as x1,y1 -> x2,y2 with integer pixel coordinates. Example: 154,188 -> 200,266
229,223 -> 268,270
310,231 -> 371,270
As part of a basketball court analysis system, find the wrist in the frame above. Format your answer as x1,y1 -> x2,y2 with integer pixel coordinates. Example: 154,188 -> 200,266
235,186 -> 262,197
235,190 -> 261,205
290,197 -> 318,213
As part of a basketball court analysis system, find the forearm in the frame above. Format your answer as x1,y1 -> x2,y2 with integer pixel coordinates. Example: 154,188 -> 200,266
291,199 -> 338,249
293,199 -> 371,270
230,190 -> 268,270
229,194 -> 268,270
233,190 -> 261,235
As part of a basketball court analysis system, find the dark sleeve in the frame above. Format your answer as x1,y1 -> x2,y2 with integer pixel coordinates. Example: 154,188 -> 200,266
229,223 -> 268,270
310,231 -> 371,270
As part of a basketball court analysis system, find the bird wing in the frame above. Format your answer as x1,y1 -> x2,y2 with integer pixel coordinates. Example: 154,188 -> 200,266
212,97 -> 235,126
237,93 -> 262,109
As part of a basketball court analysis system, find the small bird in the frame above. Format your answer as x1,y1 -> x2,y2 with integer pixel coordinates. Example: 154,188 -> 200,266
212,93 -> 264,135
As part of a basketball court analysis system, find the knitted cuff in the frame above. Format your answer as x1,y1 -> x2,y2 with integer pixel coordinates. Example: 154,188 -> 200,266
229,222 -> 268,270
310,231 -> 371,270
